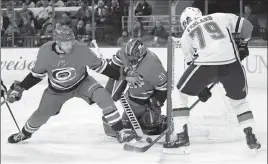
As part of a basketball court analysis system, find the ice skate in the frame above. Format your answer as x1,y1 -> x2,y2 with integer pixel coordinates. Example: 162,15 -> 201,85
244,127 -> 261,150
8,131 -> 32,144
163,124 -> 190,155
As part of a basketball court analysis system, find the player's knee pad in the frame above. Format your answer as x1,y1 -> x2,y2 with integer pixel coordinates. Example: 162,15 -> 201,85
228,97 -> 250,115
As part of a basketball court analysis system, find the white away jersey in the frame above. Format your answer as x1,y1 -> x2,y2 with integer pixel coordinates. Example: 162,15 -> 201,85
181,13 -> 244,65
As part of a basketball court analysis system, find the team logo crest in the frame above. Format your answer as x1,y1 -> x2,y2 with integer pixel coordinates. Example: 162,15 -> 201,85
52,67 -> 76,83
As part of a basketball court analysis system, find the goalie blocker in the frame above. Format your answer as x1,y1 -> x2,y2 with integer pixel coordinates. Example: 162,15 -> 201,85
103,39 -> 168,138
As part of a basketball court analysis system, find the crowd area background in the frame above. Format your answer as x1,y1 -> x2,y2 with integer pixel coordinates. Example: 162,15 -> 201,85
0,0 -> 267,48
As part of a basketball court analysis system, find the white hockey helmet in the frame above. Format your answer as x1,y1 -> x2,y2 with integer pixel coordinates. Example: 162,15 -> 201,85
180,7 -> 202,30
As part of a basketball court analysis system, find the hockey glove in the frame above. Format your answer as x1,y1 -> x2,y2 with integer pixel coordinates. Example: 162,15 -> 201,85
121,67 -> 144,88
198,86 -> 212,102
116,129 -> 136,143
7,81 -> 25,103
1,89 -> 5,98
147,97 -> 163,110
237,41 -> 249,61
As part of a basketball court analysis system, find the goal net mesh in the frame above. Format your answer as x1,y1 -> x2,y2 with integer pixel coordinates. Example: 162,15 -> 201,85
165,36 -> 244,143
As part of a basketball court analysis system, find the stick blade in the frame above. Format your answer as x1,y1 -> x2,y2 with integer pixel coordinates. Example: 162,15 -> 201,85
123,143 -> 149,152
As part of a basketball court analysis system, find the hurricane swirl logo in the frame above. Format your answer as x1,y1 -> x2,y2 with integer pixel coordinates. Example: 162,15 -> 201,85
52,67 -> 76,83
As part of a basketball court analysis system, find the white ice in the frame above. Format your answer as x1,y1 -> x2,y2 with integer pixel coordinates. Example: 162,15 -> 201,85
1,85 -> 267,164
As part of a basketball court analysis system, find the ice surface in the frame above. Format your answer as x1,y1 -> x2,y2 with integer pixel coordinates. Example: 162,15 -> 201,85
1,85 -> 267,164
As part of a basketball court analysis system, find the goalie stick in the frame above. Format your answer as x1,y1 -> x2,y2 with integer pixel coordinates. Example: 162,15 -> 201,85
123,82 -> 217,152
91,40 -> 152,143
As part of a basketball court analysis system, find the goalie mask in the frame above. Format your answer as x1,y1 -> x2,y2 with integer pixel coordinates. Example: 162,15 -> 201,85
180,7 -> 202,30
124,39 -> 146,65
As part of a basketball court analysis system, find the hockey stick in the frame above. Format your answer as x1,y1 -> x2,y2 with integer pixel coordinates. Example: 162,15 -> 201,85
91,39 -> 103,59
5,100 -> 21,132
123,82 -> 217,152
119,93 -> 152,143
1,99 -> 7,106
1,81 -> 21,132
91,40 -> 152,142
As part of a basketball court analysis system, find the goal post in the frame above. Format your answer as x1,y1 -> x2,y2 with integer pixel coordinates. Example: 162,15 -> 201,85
165,0 -> 174,144
165,36 -> 174,144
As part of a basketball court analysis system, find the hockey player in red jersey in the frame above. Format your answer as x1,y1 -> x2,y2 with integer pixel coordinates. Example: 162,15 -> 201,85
103,39 -> 168,137
163,7 -> 261,154
6,25 -> 138,144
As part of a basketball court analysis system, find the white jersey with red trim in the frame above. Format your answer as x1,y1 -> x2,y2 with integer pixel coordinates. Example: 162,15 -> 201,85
181,13 -> 244,65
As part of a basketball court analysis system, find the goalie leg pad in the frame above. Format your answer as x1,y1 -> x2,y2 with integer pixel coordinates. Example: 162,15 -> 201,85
122,97 -> 167,135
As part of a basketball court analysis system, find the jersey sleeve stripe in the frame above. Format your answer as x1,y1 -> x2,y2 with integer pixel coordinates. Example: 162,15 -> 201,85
93,59 -> 108,73
31,71 -> 46,79
235,16 -> 242,33
112,55 -> 123,67
227,28 -> 241,63
155,82 -> 167,91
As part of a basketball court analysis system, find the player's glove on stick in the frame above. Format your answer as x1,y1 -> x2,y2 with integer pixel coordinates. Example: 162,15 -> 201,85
238,41 -> 249,61
116,129 -> 136,143
7,81 -> 25,103
198,86 -> 212,102
121,67 -> 144,88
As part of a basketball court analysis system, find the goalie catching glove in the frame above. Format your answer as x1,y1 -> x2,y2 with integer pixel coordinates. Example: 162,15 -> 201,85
7,81 -> 25,103
138,97 -> 166,135
121,67 -> 144,88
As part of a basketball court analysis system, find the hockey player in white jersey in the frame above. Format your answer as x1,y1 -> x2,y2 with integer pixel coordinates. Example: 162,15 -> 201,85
163,7 -> 261,154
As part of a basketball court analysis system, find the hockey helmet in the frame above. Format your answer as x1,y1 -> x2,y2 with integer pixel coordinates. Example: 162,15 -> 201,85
53,25 -> 75,42
180,7 -> 202,30
124,39 -> 146,65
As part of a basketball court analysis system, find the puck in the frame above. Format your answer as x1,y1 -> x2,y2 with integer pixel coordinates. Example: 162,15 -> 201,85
146,137 -> 153,143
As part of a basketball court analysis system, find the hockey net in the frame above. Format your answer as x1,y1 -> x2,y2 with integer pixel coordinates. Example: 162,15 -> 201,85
165,36 -> 244,143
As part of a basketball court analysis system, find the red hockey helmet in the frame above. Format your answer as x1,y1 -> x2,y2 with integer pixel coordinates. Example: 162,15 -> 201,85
53,25 -> 75,42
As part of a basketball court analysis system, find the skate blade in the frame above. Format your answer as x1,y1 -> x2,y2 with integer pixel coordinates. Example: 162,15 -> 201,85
163,146 -> 190,155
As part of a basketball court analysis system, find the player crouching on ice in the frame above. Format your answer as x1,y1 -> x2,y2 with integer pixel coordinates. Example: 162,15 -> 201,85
102,39 -> 168,138
6,25 -> 139,144
163,7 -> 261,154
